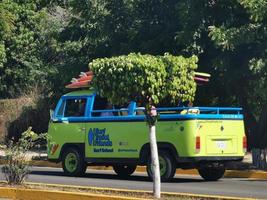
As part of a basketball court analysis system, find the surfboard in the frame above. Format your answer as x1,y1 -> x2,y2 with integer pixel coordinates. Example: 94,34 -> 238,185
75,75 -> 93,82
194,72 -> 211,78
79,71 -> 93,77
66,80 -> 91,89
194,72 -> 210,85
66,71 -> 94,88
194,76 -> 209,82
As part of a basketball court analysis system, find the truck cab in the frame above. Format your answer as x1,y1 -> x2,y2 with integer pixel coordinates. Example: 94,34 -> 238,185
48,89 -> 246,181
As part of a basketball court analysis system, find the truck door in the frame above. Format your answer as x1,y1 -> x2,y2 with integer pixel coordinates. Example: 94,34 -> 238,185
85,97 -> 144,159
85,96 -> 114,159
49,97 -> 87,154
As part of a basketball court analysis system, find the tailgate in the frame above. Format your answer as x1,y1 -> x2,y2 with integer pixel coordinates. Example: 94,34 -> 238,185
198,120 -> 244,156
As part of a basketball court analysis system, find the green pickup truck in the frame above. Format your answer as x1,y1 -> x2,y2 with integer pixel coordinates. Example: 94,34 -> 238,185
47,89 -> 246,181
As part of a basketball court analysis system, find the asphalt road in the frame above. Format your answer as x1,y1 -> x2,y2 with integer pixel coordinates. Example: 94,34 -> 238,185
1,166 -> 267,199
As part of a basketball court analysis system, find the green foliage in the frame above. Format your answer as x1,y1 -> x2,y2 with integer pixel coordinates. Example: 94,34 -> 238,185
209,24 -> 261,51
89,53 -> 198,106
0,1 -> 48,97
239,0 -> 267,22
0,43 -> 6,68
1,0 -> 267,148
163,54 -> 198,104
174,0 -> 267,148
0,1 -> 72,98
0,2 -> 15,40
0,1 -> 14,69
206,1 -> 267,115
2,127 -> 46,185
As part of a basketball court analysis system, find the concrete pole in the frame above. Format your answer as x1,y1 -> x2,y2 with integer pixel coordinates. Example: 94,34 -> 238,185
149,125 -> 161,198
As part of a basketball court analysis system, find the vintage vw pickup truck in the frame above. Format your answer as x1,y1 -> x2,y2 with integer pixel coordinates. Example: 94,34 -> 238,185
47,89 -> 246,181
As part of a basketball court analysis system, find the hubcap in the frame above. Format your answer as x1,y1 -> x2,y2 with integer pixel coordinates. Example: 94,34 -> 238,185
149,156 -> 167,176
159,156 -> 167,176
65,152 -> 78,173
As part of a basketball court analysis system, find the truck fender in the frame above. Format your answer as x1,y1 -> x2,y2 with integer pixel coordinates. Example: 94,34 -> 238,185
59,143 -> 85,161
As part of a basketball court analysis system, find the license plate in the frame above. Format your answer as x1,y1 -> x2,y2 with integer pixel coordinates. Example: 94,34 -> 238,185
216,141 -> 227,149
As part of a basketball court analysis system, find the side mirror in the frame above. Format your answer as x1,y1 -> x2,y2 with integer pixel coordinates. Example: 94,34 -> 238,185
50,109 -> 54,120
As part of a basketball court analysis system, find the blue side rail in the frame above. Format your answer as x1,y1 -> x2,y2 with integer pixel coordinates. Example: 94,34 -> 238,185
91,107 -> 242,114
89,107 -> 243,121
153,107 -> 242,115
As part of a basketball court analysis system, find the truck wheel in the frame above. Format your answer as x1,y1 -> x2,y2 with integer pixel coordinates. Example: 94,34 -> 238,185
146,150 -> 176,182
62,147 -> 87,176
198,164 -> 225,181
113,165 -> 137,177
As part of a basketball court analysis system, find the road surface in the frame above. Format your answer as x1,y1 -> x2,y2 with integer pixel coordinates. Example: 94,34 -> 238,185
0,166 -> 266,199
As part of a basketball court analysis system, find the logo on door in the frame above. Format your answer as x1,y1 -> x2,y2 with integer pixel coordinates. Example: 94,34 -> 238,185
87,128 -> 112,146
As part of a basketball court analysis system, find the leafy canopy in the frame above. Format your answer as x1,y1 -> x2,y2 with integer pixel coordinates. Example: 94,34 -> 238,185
89,53 -> 198,106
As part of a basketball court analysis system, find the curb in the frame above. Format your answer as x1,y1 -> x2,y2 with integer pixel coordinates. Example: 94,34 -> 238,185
1,159 -> 267,180
0,187 -> 142,200
0,182 -> 257,200
225,170 -> 267,179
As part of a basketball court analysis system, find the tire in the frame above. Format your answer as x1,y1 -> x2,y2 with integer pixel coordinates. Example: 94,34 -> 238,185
146,150 -> 176,182
62,147 -> 87,176
113,165 -> 137,177
198,164 -> 225,181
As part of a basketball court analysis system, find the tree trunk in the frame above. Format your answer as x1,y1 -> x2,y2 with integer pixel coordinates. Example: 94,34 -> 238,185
252,148 -> 267,169
149,125 -> 161,198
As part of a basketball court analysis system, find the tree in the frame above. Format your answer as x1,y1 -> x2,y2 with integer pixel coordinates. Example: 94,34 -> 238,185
206,0 -> 267,148
89,53 -> 198,198
63,0 -> 184,56
0,1 -> 14,70
0,1 -> 78,98
3,0 -> 267,162
0,1 -> 55,98
172,0 -> 266,150
171,0 -> 267,167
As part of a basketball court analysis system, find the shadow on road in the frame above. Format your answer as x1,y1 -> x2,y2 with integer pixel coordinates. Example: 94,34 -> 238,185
29,170 -> 204,183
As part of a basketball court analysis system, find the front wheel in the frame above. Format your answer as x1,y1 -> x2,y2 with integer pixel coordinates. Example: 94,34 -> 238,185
62,148 -> 87,176
113,165 -> 137,177
198,164 -> 225,181
146,150 -> 176,182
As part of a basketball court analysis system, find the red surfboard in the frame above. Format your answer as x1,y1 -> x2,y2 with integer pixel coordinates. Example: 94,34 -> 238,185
66,71 -> 94,88
76,75 -> 93,82
66,80 -> 91,89
194,76 -> 209,82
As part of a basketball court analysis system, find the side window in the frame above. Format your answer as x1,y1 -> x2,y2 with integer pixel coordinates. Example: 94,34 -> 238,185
92,96 -> 107,117
92,96 -> 116,117
65,98 -> 87,117
91,96 -> 139,117
135,102 -> 145,115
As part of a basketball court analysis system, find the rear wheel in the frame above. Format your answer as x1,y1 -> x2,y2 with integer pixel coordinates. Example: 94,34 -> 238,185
146,150 -> 176,182
113,165 -> 137,177
62,147 -> 87,176
198,164 -> 225,181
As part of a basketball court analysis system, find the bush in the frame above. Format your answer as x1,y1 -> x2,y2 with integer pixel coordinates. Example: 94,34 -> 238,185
2,127 -> 46,185
89,53 -> 198,105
